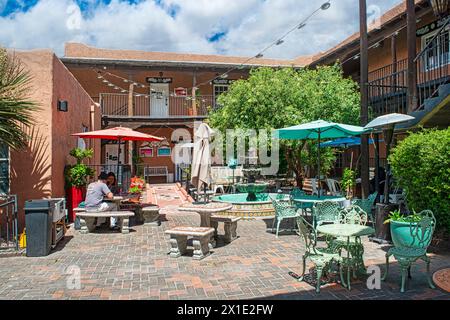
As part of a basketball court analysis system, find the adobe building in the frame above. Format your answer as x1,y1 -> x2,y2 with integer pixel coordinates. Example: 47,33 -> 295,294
61,43 -> 309,183
7,50 -> 102,228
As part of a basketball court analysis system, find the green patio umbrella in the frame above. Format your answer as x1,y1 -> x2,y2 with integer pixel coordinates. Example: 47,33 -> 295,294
275,120 -> 370,197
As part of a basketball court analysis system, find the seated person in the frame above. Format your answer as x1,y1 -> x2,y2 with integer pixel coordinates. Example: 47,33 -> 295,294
106,172 -> 120,195
85,172 -> 118,228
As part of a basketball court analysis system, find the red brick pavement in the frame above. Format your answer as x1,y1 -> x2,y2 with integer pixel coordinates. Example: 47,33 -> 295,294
0,184 -> 449,300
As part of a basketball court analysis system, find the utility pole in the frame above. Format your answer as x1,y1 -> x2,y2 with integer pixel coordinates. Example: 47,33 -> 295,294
359,0 -> 370,198
407,0 -> 418,113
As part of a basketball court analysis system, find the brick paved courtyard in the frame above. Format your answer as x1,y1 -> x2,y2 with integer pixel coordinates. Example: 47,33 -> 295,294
0,184 -> 448,300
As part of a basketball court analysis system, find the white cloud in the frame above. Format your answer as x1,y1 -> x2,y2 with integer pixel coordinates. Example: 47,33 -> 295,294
0,0 -> 402,59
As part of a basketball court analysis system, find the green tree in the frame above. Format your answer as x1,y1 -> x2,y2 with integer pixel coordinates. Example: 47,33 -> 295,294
389,128 -> 450,234
0,48 -> 37,149
208,65 -> 360,186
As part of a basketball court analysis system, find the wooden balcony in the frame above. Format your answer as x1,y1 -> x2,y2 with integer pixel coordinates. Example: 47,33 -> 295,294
100,93 -> 215,119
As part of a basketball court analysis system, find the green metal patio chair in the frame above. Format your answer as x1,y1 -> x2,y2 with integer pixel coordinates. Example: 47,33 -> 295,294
312,201 -> 341,228
290,188 -> 313,216
295,216 -> 343,293
352,192 -> 378,224
331,205 -> 369,275
382,210 -> 436,293
271,198 -> 301,238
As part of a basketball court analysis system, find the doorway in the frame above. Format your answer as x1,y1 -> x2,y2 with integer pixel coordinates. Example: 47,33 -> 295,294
150,83 -> 169,117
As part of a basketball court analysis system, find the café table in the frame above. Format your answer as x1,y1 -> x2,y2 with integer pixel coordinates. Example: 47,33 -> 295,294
178,202 -> 233,248
316,223 -> 375,290
292,195 -> 346,216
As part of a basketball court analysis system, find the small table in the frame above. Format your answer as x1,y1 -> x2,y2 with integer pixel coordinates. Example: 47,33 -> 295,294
316,224 -> 374,290
178,202 -> 233,248
292,195 -> 346,216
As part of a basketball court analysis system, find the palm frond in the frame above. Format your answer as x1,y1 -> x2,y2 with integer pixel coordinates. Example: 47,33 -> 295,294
0,48 -> 39,150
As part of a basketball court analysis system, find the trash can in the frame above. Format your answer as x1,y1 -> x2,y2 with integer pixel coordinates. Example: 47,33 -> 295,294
24,200 -> 53,257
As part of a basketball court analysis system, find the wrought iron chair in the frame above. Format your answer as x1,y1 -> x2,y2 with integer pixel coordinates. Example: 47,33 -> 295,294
296,216 -> 343,293
352,192 -> 378,224
290,187 -> 314,217
270,198 -> 301,238
382,210 -> 436,293
332,205 -> 369,276
312,201 -> 341,228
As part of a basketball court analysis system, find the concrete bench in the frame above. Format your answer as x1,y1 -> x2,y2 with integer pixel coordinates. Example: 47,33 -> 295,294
77,211 -> 134,234
165,227 -> 214,260
210,215 -> 241,243
141,206 -> 160,226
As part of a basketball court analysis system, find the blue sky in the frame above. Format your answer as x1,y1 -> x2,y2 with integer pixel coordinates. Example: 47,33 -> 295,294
0,0 -> 402,58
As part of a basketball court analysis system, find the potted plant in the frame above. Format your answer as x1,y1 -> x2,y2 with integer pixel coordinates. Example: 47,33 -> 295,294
128,176 -> 145,203
384,210 -> 433,248
341,168 -> 355,207
65,148 -> 95,222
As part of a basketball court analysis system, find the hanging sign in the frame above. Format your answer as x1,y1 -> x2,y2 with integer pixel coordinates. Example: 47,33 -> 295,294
416,18 -> 448,37
146,77 -> 173,84
212,79 -> 234,85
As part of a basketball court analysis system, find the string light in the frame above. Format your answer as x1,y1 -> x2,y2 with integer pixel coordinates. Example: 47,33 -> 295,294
93,1 -> 333,98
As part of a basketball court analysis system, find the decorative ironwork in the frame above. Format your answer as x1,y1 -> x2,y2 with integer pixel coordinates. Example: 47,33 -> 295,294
382,210 -> 436,292
270,198 -> 300,238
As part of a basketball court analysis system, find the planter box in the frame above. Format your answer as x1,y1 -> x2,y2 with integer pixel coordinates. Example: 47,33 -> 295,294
390,220 -> 433,248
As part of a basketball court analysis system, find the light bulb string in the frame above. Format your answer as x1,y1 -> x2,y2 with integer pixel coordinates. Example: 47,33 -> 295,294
93,1 -> 332,97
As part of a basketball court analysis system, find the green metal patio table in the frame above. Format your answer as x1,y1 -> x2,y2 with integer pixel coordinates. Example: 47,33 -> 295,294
292,195 -> 346,217
316,223 -> 374,290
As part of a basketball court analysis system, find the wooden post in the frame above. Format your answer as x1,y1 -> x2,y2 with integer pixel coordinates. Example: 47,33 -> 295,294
192,71 -> 198,116
391,33 -> 398,89
128,83 -> 134,171
360,0 -> 370,199
407,0 -> 418,113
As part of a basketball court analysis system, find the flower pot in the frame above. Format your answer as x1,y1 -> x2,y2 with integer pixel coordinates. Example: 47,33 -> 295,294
67,186 -> 85,222
129,194 -> 141,203
390,220 -> 433,248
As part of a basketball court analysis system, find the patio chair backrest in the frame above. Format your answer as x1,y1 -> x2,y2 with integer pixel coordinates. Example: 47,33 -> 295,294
296,216 -> 317,254
338,205 -> 368,226
290,188 -> 305,199
408,210 -> 436,249
271,198 -> 297,218
326,179 -> 341,196
313,201 -> 341,227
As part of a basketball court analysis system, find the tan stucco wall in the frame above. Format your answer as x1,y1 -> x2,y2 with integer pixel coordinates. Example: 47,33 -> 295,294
9,50 -> 100,229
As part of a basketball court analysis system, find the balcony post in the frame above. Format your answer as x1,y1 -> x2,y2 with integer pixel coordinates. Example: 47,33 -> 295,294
192,71 -> 198,116
407,0 -> 418,112
128,83 -> 134,170
391,32 -> 398,89
359,0 -> 370,199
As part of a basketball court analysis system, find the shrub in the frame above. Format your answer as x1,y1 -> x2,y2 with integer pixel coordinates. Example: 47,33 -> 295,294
389,128 -> 450,234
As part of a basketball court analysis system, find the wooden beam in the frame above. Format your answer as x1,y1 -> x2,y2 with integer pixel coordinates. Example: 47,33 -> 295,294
407,0 -> 418,112
360,0 -> 370,199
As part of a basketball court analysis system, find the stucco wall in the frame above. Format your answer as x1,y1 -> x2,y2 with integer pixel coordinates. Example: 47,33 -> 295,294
9,50 -> 100,229
51,55 -> 101,198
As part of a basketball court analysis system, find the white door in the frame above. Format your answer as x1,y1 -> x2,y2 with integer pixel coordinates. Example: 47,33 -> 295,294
150,83 -> 169,117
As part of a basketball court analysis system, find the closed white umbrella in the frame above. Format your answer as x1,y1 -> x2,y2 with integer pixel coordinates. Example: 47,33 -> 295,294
191,123 -> 214,199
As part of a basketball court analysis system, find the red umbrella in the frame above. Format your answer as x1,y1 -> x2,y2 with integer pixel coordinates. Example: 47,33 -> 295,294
72,127 -> 164,182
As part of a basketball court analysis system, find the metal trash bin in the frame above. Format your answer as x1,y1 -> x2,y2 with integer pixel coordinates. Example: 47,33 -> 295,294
24,200 -> 53,257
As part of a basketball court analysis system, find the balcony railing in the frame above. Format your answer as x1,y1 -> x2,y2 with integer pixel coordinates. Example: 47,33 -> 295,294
368,20 -> 449,116
100,93 -> 215,118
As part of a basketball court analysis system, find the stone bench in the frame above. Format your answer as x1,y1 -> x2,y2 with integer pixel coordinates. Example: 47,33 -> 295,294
210,215 -> 241,243
141,206 -> 161,226
77,211 -> 134,234
165,227 -> 214,260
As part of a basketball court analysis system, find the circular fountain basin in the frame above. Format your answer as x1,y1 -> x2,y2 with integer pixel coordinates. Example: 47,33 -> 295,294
212,193 -> 278,220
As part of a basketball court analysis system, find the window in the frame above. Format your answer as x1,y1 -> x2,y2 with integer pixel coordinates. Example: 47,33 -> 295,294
213,84 -> 229,108
157,147 -> 171,157
0,144 -> 9,195
421,26 -> 450,70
